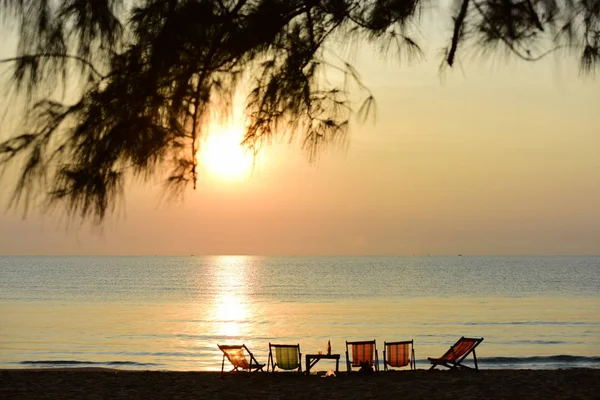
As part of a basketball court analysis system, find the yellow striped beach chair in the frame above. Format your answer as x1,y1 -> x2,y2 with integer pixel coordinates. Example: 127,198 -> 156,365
267,343 -> 302,373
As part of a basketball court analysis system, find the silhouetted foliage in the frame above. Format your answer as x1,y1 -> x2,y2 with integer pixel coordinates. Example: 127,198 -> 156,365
0,0 -> 598,222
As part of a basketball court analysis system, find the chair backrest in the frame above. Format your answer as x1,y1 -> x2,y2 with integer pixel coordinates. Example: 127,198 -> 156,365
218,344 -> 250,369
270,343 -> 300,370
441,337 -> 483,362
347,340 -> 376,366
385,341 -> 412,367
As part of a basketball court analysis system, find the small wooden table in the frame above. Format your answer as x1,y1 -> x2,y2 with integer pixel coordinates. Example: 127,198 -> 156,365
305,354 -> 340,375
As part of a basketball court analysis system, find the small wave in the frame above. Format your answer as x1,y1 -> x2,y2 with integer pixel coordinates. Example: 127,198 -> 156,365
19,360 -> 162,367
463,321 -> 592,326
519,340 -> 581,345
115,351 -> 201,358
415,321 -> 596,327
412,355 -> 600,369
480,355 -> 600,365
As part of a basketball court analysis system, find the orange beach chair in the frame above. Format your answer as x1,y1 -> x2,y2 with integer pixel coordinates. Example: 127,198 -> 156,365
384,340 -> 415,371
346,340 -> 379,372
218,344 -> 265,377
428,336 -> 483,370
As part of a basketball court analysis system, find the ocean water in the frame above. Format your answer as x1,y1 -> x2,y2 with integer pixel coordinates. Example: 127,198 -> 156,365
1,255 -> 599,371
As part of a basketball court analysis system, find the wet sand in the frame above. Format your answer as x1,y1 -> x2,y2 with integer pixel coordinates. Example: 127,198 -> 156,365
1,368 -> 599,399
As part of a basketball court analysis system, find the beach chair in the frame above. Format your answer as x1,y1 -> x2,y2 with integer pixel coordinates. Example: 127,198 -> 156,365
267,343 -> 302,373
428,336 -> 484,370
345,340 -> 379,372
217,344 -> 265,377
383,340 -> 416,371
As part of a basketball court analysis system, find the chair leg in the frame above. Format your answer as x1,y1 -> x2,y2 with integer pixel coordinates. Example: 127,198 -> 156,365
267,352 -> 272,372
346,351 -> 351,373
473,349 -> 478,371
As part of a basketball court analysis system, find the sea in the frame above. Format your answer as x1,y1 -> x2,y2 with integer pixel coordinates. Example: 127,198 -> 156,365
1,255 -> 599,371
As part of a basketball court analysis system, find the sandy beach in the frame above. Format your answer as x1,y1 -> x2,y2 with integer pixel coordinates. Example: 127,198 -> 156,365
1,368 -> 599,399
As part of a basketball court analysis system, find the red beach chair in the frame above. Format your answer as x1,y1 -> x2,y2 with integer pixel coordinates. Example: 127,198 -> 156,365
345,340 -> 379,372
384,340 -> 416,371
428,336 -> 484,370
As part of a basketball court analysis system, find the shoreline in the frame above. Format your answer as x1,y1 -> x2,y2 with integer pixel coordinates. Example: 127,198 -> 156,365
2,366 -> 599,372
2,368 -> 600,399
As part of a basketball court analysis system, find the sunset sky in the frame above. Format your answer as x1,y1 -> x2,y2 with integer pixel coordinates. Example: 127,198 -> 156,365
1,11 -> 599,256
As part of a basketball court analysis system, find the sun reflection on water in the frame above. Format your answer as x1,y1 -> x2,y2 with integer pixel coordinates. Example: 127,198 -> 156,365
204,255 -> 260,369
208,256 -> 256,338
214,293 -> 247,336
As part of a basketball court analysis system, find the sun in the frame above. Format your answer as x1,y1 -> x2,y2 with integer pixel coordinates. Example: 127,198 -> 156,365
201,126 -> 252,179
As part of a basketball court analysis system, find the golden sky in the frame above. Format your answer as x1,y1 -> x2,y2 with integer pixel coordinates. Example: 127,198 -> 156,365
1,16 -> 599,256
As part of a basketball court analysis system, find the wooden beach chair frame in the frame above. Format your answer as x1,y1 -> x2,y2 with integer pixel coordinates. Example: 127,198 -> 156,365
428,336 -> 484,370
345,340 -> 379,373
267,343 -> 302,373
218,344 -> 265,377
383,340 -> 416,371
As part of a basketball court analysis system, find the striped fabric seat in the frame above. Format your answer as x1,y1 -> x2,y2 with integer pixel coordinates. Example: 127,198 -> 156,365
384,340 -> 415,370
351,343 -> 374,366
275,346 -> 299,370
268,343 -> 302,373
226,347 -> 250,369
218,344 -> 265,377
346,340 -> 379,372
428,337 -> 484,370
445,338 -> 479,361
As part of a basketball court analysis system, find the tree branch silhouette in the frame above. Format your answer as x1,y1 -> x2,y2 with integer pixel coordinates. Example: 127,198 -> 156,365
0,0 -> 597,223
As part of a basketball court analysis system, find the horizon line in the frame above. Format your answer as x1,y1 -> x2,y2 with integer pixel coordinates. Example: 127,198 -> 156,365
1,253 -> 599,257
